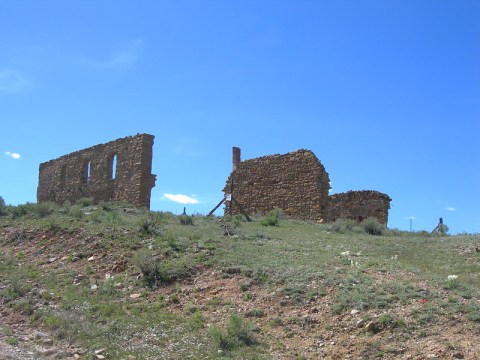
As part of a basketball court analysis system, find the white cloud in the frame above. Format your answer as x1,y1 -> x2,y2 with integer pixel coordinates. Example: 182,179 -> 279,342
0,69 -> 31,93
163,193 -> 199,204
5,151 -> 21,159
445,207 -> 456,212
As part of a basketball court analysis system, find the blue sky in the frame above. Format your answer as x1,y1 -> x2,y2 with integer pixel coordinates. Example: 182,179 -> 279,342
1,0 -> 479,234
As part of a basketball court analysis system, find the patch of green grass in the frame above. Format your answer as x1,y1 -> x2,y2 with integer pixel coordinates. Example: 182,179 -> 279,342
209,313 -> 259,351
260,208 -> 282,226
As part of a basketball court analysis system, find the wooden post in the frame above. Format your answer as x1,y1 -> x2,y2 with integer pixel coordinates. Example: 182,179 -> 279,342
207,198 -> 226,217
232,196 -> 252,222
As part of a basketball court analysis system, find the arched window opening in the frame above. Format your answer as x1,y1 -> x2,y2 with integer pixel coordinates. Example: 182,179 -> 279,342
85,160 -> 91,186
111,154 -> 117,180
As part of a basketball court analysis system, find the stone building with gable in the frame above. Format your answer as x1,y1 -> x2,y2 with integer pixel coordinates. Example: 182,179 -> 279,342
224,147 -> 331,222
223,147 -> 391,225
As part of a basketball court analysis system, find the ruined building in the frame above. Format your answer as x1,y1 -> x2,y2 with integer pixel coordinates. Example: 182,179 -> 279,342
37,134 -> 156,209
223,147 -> 391,224
224,148 -> 331,222
325,190 -> 392,224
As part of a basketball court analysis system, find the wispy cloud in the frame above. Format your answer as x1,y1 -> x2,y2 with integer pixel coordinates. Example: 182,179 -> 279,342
163,193 -> 199,205
445,207 -> 456,212
0,69 -> 31,93
80,39 -> 143,70
5,151 -> 21,159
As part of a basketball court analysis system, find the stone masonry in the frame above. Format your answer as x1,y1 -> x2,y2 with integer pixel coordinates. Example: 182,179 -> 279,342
224,147 -> 391,225
37,134 -> 156,208
224,148 -> 331,222
325,190 -> 392,225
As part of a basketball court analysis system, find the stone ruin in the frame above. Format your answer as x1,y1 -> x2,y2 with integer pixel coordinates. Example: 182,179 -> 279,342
325,190 -> 392,224
37,134 -> 156,209
223,147 -> 391,225
224,148 -> 330,222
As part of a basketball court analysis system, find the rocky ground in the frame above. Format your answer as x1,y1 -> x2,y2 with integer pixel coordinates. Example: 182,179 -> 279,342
1,215 -> 479,359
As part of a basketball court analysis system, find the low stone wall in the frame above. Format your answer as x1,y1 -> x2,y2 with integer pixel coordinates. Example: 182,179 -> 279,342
37,134 -> 156,208
224,149 -> 331,221
325,190 -> 392,225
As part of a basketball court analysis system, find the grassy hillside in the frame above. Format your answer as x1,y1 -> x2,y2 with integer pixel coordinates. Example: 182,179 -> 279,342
1,200 -> 479,359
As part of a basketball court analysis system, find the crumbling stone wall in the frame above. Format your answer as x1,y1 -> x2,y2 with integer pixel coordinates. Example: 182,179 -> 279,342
224,149 -> 331,221
37,134 -> 156,208
325,190 -> 391,225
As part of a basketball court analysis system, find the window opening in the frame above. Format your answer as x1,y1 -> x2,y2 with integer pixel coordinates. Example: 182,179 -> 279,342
85,160 -> 91,185
111,154 -> 117,179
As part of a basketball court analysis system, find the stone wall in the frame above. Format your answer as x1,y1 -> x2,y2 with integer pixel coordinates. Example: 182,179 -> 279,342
325,190 -> 391,225
224,149 -> 331,221
37,134 -> 156,208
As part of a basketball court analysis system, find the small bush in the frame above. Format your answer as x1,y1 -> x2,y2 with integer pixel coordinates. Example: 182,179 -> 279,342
138,216 -> 161,236
99,200 -> 114,211
62,200 -> 71,212
35,202 -> 54,217
331,219 -> 358,233
209,313 -> 258,351
163,231 -> 182,252
179,214 -> 194,225
76,197 -> 94,207
69,206 -> 84,219
261,208 -> 282,226
245,309 -> 265,318
132,250 -> 190,287
133,250 -> 162,288
362,217 -> 385,235
225,214 -> 245,227
89,210 -> 103,223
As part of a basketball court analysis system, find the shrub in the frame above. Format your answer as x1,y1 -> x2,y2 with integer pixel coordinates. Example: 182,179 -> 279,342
132,250 -> 187,287
138,216 -> 161,236
163,231 -> 182,252
69,206 -> 84,219
209,313 -> 258,351
261,208 -> 282,226
35,202 -> 54,217
437,223 -> 449,235
76,197 -> 94,207
331,219 -> 358,233
62,200 -> 71,213
9,203 -> 36,218
179,214 -> 194,225
245,309 -> 265,318
89,210 -> 103,224
362,217 -> 385,235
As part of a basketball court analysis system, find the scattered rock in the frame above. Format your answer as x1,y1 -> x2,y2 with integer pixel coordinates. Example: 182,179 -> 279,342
365,321 -> 378,333
356,319 -> 365,328
34,345 -> 56,356
129,293 -> 141,299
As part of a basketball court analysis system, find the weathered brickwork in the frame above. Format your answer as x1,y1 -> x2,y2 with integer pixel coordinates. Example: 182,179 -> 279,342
37,134 -> 156,208
325,190 -> 391,225
224,148 -> 391,225
224,149 -> 331,221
